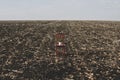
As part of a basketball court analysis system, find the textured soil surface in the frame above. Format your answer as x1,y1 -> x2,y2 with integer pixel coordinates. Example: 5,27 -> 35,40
0,21 -> 120,80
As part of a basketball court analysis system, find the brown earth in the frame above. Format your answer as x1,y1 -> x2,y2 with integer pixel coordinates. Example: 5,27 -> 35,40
0,21 -> 120,80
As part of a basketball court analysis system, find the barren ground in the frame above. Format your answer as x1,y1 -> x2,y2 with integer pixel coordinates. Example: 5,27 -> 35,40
0,21 -> 120,80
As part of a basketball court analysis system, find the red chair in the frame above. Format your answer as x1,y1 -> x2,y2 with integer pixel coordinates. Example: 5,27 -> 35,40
55,33 -> 66,56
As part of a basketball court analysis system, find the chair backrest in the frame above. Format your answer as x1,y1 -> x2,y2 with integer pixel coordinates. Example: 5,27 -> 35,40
55,33 -> 64,38
55,33 -> 65,46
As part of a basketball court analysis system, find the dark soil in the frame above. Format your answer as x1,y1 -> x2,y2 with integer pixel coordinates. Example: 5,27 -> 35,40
0,21 -> 120,80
